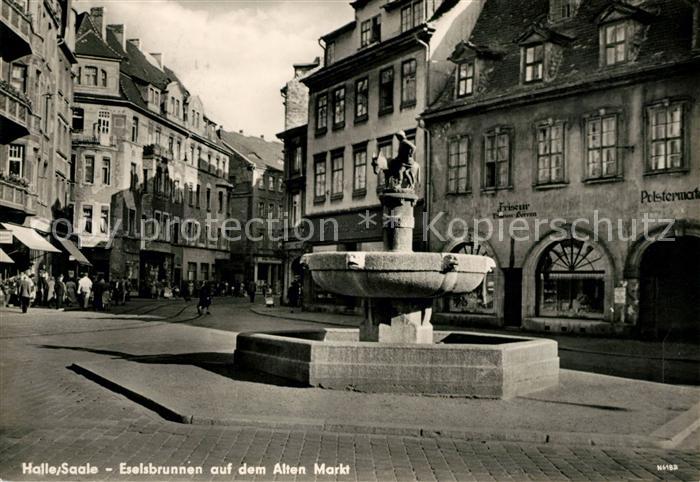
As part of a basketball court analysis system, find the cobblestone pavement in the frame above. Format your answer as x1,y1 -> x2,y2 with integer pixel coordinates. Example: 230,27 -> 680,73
1,300 -> 699,481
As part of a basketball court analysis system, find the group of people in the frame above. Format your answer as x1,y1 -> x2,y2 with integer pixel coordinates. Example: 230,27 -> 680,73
0,270 -> 132,314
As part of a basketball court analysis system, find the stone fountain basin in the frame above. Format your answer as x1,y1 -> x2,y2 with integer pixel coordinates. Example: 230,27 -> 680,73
302,252 -> 496,298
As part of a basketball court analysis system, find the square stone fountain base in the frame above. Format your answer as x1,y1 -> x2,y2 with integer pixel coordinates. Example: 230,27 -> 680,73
234,329 -> 559,399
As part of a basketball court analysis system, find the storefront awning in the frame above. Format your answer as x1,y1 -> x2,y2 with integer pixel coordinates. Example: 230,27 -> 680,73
0,248 -> 14,264
0,223 -> 60,253
55,237 -> 92,266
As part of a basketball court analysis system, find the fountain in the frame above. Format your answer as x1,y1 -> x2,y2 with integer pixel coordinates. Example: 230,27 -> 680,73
235,131 -> 559,398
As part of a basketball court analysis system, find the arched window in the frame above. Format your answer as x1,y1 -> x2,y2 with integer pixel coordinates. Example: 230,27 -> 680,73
537,238 -> 605,319
448,241 -> 495,314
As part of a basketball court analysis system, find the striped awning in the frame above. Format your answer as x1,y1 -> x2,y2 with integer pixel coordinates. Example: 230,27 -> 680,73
55,237 -> 92,266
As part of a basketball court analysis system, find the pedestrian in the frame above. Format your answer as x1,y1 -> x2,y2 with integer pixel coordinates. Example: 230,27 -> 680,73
47,276 -> 55,306
77,273 -> 92,309
65,277 -> 77,307
182,280 -> 191,302
93,276 -> 107,311
54,274 -> 66,310
197,282 -> 212,315
18,273 -> 34,314
248,280 -> 256,303
124,278 -> 131,302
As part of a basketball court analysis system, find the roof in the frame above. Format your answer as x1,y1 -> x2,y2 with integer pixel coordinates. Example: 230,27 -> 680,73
75,12 -> 122,60
219,130 -> 284,171
105,29 -> 172,89
426,0 -> 698,116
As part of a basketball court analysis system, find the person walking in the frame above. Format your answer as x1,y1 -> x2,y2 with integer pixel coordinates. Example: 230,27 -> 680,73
18,273 -> 34,314
77,273 -> 92,309
182,280 -> 191,302
54,274 -> 66,310
65,277 -> 77,307
46,276 -> 56,307
197,282 -> 212,315
93,276 -> 106,311
248,280 -> 256,303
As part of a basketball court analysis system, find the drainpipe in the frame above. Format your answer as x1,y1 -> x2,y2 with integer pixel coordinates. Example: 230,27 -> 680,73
415,30 -> 431,252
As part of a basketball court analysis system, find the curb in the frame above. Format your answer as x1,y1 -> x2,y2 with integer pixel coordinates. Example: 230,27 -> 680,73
250,306 -> 361,328
70,361 -> 696,449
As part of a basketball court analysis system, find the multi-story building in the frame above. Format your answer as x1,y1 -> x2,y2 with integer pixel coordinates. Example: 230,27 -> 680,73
422,0 -> 700,337
0,0 -> 77,276
71,7 -> 233,293
300,0 -> 486,312
220,130 -> 284,293
277,58 -> 320,305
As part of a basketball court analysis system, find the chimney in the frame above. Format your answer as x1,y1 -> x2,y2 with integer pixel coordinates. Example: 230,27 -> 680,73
90,7 -> 105,39
107,24 -> 125,50
127,38 -> 141,50
150,53 -> 164,69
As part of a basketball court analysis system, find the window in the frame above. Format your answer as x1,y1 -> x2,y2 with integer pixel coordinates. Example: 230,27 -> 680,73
206,187 -> 211,211
101,157 -> 111,185
332,86 -> 345,128
97,111 -> 110,134
258,177 -> 265,190
401,6 -> 412,32
100,69 -> 107,87
8,145 -> 24,176
72,107 -> 85,131
648,102 -> 684,172
84,155 -> 94,184
257,201 -> 265,217
218,191 -> 224,213
586,114 -> 618,179
331,150 -> 344,196
10,64 -> 27,92
84,66 -> 97,86
325,41 -> 335,66
314,155 -> 326,200
292,145 -> 302,173
83,205 -> 93,233
457,62 -> 474,97
268,176 -> 275,190
401,1 -> 423,32
360,15 -> 381,48
315,93 -> 328,132
401,59 -> 417,107
128,209 -> 136,236
176,140 -> 181,160
156,128 -> 161,145
100,206 -> 109,234
524,45 -> 544,83
131,116 -> 139,142
353,146 -> 367,193
278,178 -> 284,192
187,262 -> 197,281
604,23 -> 627,66
378,136 -> 393,160
168,136 -> 174,154
291,193 -> 301,227
379,67 -> 394,113
269,203 -> 275,219
196,184 -> 201,208
536,122 -> 565,184
483,129 -> 511,189
355,78 -> 368,121
200,263 -> 209,281
448,138 -> 469,193
143,169 -> 149,192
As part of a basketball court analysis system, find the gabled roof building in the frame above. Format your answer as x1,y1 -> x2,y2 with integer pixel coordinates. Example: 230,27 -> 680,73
70,7 -> 233,293
422,0 -> 700,337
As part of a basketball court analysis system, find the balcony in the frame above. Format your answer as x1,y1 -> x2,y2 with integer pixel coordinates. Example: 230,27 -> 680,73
0,177 -> 35,216
73,132 -> 118,147
143,144 -> 173,160
0,80 -> 30,143
1,0 -> 32,61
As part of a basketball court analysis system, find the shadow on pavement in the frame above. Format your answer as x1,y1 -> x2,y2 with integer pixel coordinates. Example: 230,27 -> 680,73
36,344 -> 305,388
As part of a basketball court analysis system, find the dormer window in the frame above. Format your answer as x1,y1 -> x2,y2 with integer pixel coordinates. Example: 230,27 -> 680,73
604,22 -> 628,65
400,0 -> 423,33
524,44 -> 544,83
549,0 -> 580,22
456,62 -> 474,97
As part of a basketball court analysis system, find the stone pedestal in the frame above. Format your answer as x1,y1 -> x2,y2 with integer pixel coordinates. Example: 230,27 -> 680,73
379,191 -> 417,253
361,299 -> 433,344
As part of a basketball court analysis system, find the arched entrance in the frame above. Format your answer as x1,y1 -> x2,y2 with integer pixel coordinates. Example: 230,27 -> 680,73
639,236 -> 700,337
447,240 -> 496,315
536,238 -> 606,319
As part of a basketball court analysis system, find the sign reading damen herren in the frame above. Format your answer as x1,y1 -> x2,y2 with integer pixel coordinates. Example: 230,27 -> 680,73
641,188 -> 700,204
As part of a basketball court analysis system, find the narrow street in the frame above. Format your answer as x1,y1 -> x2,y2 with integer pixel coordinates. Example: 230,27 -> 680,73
1,299 -> 698,481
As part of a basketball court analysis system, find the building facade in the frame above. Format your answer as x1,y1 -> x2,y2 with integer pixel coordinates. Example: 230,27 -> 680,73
300,0 -> 486,312
1,0 -> 77,276
277,59 -> 320,305
71,7 -> 232,293
220,130 -> 284,293
423,0 -> 700,337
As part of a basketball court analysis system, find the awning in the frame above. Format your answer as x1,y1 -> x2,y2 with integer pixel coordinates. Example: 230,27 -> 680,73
1,223 -> 60,253
55,237 -> 92,266
0,248 -> 14,264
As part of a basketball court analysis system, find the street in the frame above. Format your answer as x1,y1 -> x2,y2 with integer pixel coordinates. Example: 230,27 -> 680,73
1,298 -> 699,481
